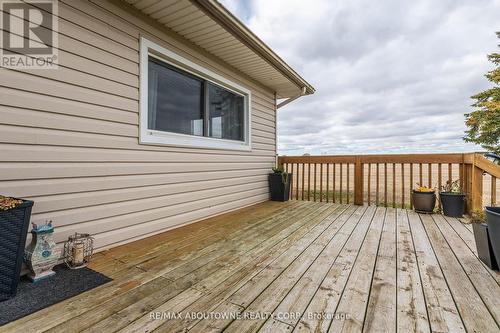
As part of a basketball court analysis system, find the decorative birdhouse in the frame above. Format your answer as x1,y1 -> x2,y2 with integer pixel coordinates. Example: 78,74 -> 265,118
63,233 -> 94,269
24,221 -> 60,282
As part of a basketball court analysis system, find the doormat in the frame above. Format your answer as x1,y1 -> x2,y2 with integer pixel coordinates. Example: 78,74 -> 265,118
0,264 -> 112,326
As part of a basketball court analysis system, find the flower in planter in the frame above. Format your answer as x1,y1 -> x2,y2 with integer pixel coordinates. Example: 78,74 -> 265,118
0,195 -> 23,211
414,184 -> 435,193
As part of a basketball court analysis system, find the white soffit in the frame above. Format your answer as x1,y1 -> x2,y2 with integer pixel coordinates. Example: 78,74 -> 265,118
122,0 -> 315,98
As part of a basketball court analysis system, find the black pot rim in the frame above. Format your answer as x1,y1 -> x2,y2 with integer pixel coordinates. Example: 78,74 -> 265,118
439,192 -> 465,196
486,206 -> 500,216
412,190 -> 435,194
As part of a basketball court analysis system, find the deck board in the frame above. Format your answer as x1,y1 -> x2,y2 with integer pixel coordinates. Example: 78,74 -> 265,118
395,209 -> 430,333
327,206 -> 385,333
363,207 -> 397,333
4,201 -> 500,333
408,210 -> 465,333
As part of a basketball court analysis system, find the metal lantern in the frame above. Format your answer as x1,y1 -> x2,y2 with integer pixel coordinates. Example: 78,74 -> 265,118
63,233 -> 94,269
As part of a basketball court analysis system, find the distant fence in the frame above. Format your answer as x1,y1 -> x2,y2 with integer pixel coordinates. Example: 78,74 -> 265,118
278,153 -> 499,214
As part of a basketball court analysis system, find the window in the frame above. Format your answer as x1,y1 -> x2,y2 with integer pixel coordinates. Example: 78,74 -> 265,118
140,38 -> 251,150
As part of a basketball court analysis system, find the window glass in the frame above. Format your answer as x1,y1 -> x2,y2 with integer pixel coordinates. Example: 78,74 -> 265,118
148,57 -> 204,136
207,83 -> 245,141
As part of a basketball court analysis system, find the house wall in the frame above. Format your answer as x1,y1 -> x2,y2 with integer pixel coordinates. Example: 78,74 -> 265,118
0,0 -> 276,250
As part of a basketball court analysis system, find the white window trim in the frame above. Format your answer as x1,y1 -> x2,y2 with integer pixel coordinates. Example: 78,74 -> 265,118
139,37 -> 252,151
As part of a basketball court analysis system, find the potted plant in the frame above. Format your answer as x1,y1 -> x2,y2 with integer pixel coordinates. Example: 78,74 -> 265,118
268,166 -> 292,202
471,210 -> 498,270
0,195 -> 34,301
440,180 -> 465,217
486,206 -> 500,270
412,184 -> 436,213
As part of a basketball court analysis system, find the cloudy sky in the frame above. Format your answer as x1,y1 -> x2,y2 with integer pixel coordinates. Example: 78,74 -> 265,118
220,0 -> 500,155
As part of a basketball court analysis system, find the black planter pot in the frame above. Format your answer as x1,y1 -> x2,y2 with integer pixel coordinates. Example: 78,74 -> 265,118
268,173 -> 292,202
486,207 -> 500,270
0,199 -> 34,301
440,192 -> 465,217
412,191 -> 436,213
472,222 -> 498,270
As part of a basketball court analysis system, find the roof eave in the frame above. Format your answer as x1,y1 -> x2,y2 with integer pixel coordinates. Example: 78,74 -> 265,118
190,0 -> 315,95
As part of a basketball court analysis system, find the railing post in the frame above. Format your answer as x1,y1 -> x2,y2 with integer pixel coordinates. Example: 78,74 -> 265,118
277,156 -> 283,169
470,154 -> 483,213
463,163 -> 472,215
354,156 -> 364,205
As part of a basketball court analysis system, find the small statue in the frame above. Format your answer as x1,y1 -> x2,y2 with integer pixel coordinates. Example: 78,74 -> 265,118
24,220 -> 60,282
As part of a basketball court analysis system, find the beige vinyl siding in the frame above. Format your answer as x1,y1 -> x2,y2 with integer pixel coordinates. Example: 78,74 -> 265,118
0,0 -> 277,250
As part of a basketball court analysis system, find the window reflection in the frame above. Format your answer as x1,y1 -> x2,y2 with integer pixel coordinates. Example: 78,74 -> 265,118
148,57 -> 204,136
208,83 -> 244,141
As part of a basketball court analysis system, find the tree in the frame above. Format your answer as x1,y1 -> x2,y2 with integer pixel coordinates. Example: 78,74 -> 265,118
464,32 -> 500,155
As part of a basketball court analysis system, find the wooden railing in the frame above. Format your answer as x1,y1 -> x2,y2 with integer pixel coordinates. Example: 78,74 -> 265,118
278,153 -> 499,214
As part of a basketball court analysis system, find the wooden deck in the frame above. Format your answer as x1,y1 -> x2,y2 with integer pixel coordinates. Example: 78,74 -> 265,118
5,201 -> 500,333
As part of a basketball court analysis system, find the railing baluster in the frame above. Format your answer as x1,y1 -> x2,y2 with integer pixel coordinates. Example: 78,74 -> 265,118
296,163 -> 299,200
409,163 -> 413,209
464,163 -> 472,211
347,163 -> 350,204
401,163 -> 405,208
392,163 -> 396,208
376,163 -> 380,206
354,157 -> 364,205
340,164 -> 343,204
428,163 -> 432,188
384,163 -> 388,207
438,163 -> 442,210
459,163 -> 464,192
333,163 -> 336,203
419,163 -> 423,186
290,163 -> 295,199
326,163 -> 330,203
438,163 -> 442,190
320,164 -> 323,202
313,163 -> 317,202
307,163 -> 311,201
301,163 -> 305,200
368,163 -> 371,206
492,176 -> 497,206
448,163 -> 452,184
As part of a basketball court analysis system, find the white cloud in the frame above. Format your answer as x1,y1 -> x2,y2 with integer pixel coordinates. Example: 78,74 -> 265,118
221,0 -> 500,155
